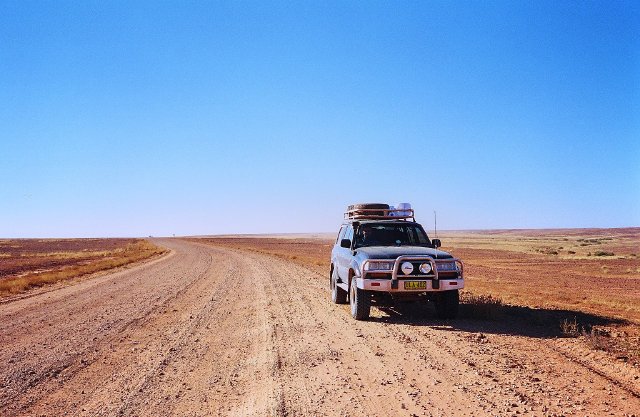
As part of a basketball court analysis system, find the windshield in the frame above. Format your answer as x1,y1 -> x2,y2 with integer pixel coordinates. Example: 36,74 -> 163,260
354,223 -> 431,248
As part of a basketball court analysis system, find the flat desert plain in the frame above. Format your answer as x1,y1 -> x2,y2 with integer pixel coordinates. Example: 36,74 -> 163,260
0,238 -> 165,297
1,229 -> 639,416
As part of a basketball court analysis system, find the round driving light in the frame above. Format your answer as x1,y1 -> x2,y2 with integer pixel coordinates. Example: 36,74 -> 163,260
419,263 -> 432,274
401,261 -> 414,275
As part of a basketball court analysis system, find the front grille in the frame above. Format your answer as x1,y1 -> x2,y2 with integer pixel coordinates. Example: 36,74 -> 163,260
365,272 -> 392,280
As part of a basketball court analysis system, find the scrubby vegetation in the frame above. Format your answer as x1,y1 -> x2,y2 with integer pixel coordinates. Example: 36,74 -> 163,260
0,239 -> 166,296
461,292 -> 504,320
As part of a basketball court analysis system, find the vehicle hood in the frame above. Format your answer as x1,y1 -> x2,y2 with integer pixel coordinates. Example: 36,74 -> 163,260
355,246 -> 453,260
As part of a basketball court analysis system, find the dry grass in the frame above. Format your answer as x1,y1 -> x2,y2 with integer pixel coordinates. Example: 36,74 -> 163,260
0,239 -> 166,296
436,228 -> 640,323
460,292 -> 504,320
560,318 -> 581,337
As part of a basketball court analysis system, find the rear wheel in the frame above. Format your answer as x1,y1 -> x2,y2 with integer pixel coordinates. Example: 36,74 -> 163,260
331,268 -> 347,304
350,278 -> 371,320
434,290 -> 459,319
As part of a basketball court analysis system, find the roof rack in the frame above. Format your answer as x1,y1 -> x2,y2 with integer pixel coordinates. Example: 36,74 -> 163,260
344,207 -> 415,221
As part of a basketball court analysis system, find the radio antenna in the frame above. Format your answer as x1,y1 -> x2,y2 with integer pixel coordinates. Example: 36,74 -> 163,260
434,210 -> 438,259
434,210 -> 437,238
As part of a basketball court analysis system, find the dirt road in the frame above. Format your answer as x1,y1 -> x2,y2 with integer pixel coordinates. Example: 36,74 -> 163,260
1,239 -> 638,416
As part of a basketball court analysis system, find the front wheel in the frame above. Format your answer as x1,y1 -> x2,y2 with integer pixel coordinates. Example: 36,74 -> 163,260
331,268 -> 347,304
350,278 -> 370,320
434,290 -> 459,319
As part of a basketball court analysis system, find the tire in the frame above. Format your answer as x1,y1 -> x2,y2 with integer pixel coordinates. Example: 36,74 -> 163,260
331,268 -> 347,304
434,290 -> 459,319
349,278 -> 371,320
347,203 -> 390,217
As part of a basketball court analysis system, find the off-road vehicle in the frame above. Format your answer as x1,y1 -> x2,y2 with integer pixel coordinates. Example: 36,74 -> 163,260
330,203 -> 464,320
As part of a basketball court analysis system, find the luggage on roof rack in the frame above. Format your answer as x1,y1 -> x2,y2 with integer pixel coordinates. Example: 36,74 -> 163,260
344,203 -> 415,221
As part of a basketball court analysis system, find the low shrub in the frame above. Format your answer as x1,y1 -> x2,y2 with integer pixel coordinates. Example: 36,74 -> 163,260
560,318 -> 580,337
461,293 -> 503,320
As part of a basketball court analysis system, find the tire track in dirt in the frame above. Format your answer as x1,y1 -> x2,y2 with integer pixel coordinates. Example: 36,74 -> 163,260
236,247 -> 640,416
248,250 -> 489,417
548,338 -> 640,399
0,242 -> 199,415
14,244 -> 282,417
2,239 -> 639,417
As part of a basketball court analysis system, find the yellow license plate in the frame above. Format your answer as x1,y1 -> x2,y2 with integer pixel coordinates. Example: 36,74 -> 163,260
404,281 -> 426,290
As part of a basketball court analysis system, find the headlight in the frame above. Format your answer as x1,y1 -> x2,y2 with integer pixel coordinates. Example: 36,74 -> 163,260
400,261 -> 414,275
419,262 -> 432,274
364,261 -> 392,271
436,261 -> 457,271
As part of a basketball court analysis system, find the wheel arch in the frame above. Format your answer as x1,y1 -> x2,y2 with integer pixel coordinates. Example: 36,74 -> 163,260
347,268 -> 355,291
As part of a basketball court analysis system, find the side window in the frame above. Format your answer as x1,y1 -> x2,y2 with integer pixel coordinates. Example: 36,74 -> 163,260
414,227 -> 430,245
344,225 -> 354,243
336,226 -> 346,243
408,226 -> 430,246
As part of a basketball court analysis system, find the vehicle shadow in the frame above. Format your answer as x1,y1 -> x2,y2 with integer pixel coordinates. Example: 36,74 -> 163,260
370,302 -> 628,339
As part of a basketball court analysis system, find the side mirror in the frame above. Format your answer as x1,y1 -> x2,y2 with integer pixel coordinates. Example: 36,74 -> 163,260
340,239 -> 352,248
432,238 -> 441,248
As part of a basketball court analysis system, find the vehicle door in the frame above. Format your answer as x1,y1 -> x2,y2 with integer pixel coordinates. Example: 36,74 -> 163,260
331,225 -> 346,273
337,224 -> 354,280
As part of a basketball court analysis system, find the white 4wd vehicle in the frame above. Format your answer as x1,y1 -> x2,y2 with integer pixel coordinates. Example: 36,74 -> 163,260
330,203 -> 464,320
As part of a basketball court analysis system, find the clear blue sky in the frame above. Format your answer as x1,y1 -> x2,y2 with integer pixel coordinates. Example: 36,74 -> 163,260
1,1 -> 638,237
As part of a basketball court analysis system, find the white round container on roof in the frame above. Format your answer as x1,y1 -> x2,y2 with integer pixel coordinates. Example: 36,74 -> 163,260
396,202 -> 412,216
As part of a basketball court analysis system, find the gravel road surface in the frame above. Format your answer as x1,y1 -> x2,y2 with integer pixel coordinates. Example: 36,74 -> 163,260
1,238 -> 638,416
